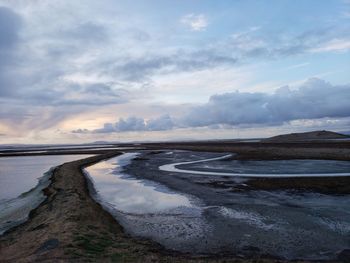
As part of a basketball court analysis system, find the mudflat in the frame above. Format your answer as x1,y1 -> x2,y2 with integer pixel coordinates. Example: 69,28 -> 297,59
1,141 -> 350,262
144,141 -> 350,194
0,152 -> 283,262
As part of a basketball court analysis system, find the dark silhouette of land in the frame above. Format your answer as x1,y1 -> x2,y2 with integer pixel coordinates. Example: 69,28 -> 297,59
262,130 -> 349,142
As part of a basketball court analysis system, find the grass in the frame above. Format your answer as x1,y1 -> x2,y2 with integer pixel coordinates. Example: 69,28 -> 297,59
73,233 -> 113,255
66,229 -> 142,261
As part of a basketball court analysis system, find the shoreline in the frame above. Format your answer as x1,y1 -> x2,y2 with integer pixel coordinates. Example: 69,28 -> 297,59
0,145 -> 349,262
0,152 -> 169,262
0,152 -> 277,262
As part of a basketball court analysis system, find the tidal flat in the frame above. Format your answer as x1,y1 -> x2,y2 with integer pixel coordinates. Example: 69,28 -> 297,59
0,141 -> 349,262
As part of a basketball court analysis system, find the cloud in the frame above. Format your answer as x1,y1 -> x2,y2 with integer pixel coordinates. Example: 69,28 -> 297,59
115,117 -> 146,132
84,114 -> 174,133
0,2 -> 347,108
182,78 -> 350,127
180,14 -> 208,31
279,62 -> 310,71
0,6 -> 22,96
310,38 -> 350,52
71,128 -> 89,134
102,50 -> 237,82
93,122 -> 117,133
146,115 -> 174,131
1,1 -> 349,142
60,22 -> 108,43
95,26 -> 349,83
0,8 -> 130,105
81,78 -> 350,133
0,7 -> 21,49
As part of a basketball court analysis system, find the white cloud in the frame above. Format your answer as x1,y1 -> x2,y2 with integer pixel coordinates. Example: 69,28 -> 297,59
310,38 -> 350,52
79,78 -> 350,134
279,62 -> 310,71
90,114 -> 174,133
182,78 -> 350,127
180,14 -> 208,31
1,1 -> 349,143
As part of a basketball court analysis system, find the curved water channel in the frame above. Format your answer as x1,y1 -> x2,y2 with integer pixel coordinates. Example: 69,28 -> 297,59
159,154 -> 350,177
85,151 -> 350,260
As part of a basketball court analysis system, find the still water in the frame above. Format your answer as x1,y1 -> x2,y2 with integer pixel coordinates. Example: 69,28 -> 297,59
0,155 -> 91,234
85,151 -> 350,260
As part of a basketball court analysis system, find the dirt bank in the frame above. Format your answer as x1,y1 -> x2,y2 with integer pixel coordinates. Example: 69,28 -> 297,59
0,152 -> 294,262
0,153 -> 165,262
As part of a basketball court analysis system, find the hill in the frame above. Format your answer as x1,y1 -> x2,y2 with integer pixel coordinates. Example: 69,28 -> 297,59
262,130 -> 349,142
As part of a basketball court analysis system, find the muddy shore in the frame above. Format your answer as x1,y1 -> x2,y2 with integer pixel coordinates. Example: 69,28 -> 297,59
0,151 -> 292,263
144,141 -> 350,194
126,150 -> 350,260
1,141 -> 350,262
144,141 -> 350,161
0,153 -> 168,262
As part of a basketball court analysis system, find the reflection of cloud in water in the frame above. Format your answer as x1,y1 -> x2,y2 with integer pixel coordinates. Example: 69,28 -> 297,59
84,153 -> 210,253
85,153 -> 193,214
85,151 -> 350,258
0,155 -> 92,235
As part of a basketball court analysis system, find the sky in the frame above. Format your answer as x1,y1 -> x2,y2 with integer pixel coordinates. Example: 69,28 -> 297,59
0,0 -> 349,144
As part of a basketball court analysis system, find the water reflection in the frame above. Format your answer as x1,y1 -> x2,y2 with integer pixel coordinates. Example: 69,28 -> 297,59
0,155 -> 92,200
84,153 -> 209,252
84,151 -> 350,259
85,153 -> 193,214
0,154 -> 92,234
